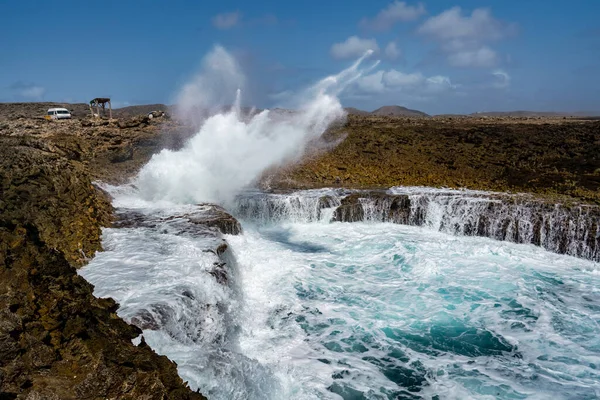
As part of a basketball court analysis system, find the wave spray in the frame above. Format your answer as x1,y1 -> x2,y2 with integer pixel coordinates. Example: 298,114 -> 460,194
135,46 -> 375,205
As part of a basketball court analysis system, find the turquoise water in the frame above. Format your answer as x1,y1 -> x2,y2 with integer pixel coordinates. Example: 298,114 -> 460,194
227,221 -> 600,399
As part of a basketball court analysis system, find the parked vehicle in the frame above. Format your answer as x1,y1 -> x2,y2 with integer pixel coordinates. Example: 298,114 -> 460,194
46,108 -> 72,120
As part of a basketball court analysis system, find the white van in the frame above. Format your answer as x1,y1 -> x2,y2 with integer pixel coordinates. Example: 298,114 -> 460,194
46,108 -> 72,120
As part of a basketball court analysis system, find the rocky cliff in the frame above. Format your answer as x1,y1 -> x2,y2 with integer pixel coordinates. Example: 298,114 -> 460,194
233,188 -> 600,262
0,120 -> 206,398
331,190 -> 600,261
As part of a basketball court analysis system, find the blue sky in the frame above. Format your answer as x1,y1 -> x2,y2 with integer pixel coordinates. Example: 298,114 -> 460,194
1,0 -> 599,114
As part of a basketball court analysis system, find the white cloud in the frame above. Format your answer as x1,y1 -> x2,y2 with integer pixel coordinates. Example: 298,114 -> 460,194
418,7 -> 509,42
354,68 -> 454,96
425,75 -> 454,92
361,1 -> 426,31
330,36 -> 380,59
212,11 -> 241,30
356,71 -> 386,93
385,42 -> 402,60
492,69 -> 511,88
417,7 -> 515,68
447,46 -> 497,68
9,82 -> 46,100
383,70 -> 424,86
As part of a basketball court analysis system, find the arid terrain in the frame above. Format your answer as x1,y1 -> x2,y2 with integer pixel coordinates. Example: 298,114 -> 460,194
268,114 -> 600,205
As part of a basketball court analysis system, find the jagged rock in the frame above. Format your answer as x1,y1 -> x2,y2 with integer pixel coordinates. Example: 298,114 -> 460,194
118,116 -> 150,129
0,135 -> 206,399
0,136 -> 112,266
331,190 -> 600,261
113,210 -> 156,229
332,192 -> 411,223
332,193 -> 365,222
209,262 -> 228,285
109,145 -> 134,163
189,204 -> 242,235
115,206 -> 241,237
0,226 -> 205,399
317,195 -> 339,209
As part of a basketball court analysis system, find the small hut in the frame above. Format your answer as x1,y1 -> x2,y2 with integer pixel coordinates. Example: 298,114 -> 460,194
89,98 -> 112,119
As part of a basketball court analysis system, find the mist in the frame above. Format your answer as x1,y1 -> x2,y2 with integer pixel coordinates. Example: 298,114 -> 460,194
135,46 -> 374,205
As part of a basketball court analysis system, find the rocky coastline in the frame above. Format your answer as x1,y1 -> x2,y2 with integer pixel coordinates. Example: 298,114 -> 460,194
267,114 -> 600,205
330,190 -> 600,261
1,106 -> 598,398
0,115 -> 208,398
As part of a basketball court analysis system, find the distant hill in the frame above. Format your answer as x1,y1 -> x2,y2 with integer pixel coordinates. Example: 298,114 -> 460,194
471,110 -> 600,117
113,104 -> 172,118
344,107 -> 370,116
371,105 -> 430,117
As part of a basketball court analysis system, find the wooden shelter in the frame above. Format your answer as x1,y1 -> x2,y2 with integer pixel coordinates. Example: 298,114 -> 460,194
89,97 -> 112,119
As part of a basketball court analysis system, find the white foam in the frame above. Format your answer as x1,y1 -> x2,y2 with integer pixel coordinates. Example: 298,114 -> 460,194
226,222 -> 600,399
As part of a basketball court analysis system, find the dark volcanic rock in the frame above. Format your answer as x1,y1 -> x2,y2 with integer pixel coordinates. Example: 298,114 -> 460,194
332,192 -> 411,224
0,135 -> 206,399
189,204 -> 242,235
0,136 -> 112,267
331,190 -> 600,262
0,227 -> 205,400
332,193 -> 365,222
116,205 -> 242,237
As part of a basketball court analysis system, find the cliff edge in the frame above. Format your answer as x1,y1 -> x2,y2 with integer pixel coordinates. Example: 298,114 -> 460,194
0,124 -> 205,398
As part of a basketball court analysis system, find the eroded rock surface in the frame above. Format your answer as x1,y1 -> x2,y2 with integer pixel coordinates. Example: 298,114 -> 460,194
266,115 -> 600,205
0,134 -> 206,399
331,190 -> 600,261
115,204 -> 242,236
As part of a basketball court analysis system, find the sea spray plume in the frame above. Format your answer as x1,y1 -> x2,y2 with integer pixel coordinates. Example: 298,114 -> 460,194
136,48 -> 375,205
302,49 -> 377,100
175,45 -> 245,125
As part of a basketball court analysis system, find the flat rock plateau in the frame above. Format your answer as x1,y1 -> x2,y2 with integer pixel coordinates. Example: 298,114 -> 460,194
265,114 -> 600,205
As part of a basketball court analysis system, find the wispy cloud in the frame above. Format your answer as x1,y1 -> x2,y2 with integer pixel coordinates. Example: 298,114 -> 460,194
8,81 -> 46,100
212,11 -> 242,30
417,7 -> 516,68
360,1 -> 426,31
331,36 -> 380,60
212,11 -> 281,30
491,69 -> 511,89
385,42 -> 402,60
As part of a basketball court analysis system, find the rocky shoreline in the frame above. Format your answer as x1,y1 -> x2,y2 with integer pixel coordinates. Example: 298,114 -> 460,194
0,117 -> 209,398
233,188 -> 600,262
266,114 -> 600,205
1,108 -> 599,398
330,190 -> 600,261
